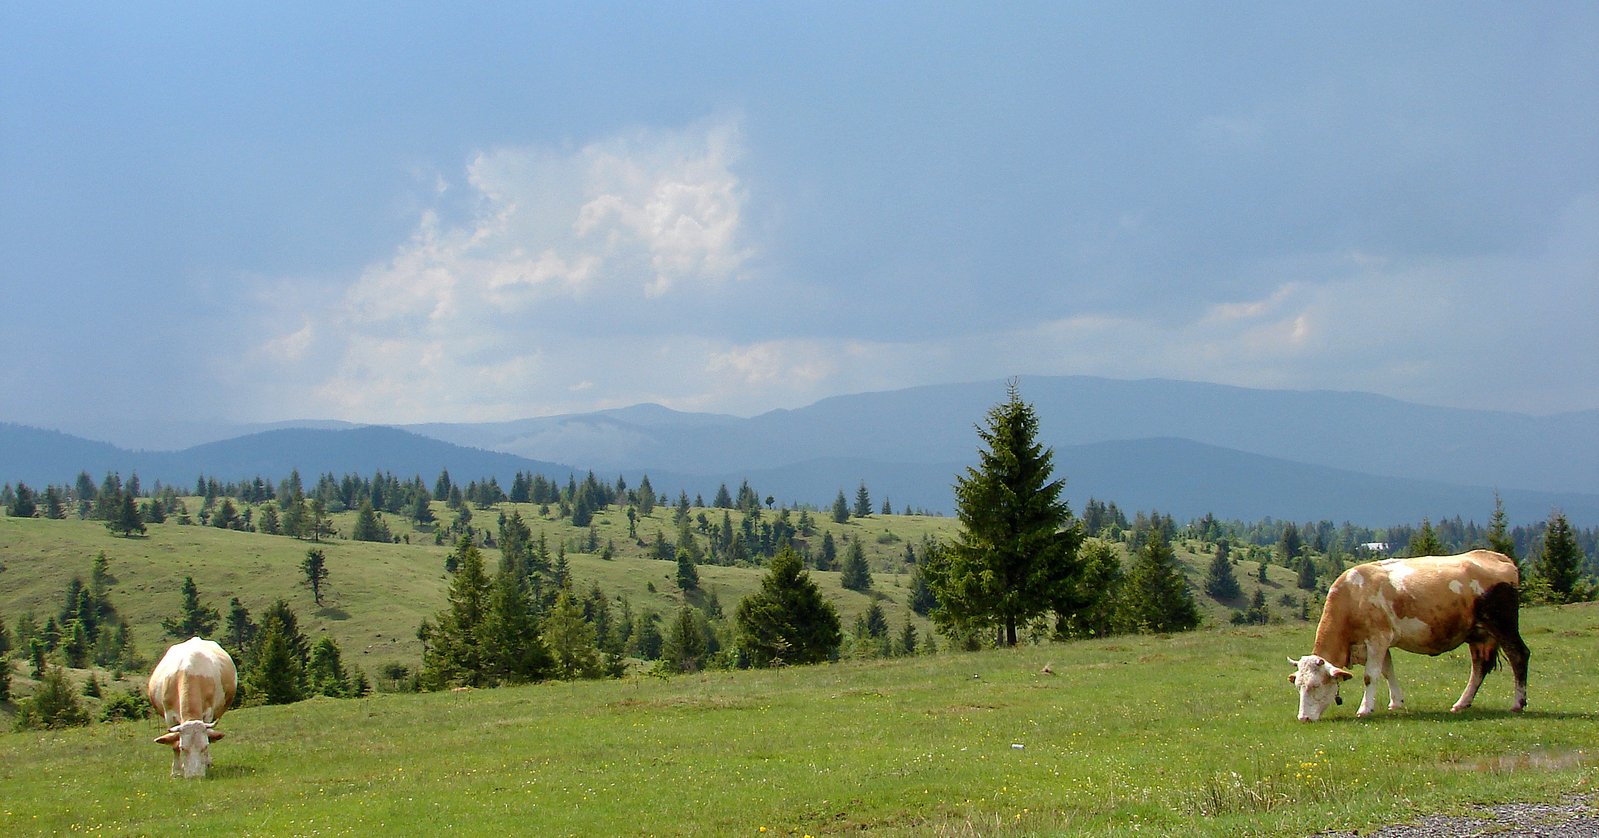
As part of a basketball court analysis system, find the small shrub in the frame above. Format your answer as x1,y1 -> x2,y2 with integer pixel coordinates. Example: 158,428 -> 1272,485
99,687 -> 150,723
14,665 -> 91,731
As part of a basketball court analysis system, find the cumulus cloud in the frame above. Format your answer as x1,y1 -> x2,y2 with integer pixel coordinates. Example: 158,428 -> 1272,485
240,117 -> 755,422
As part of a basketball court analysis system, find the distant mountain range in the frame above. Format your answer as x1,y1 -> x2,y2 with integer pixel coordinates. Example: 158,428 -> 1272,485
3,376 -> 1596,526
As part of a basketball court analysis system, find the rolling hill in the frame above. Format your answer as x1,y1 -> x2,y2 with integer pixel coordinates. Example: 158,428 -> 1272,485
4,376 -> 1597,525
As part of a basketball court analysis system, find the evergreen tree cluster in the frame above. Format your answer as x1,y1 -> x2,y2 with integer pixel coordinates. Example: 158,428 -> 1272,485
420,535 -> 670,688
7,555 -> 144,678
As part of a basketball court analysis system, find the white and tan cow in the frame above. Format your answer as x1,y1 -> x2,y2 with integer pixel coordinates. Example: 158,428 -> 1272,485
147,637 -> 237,778
1289,550 -> 1528,722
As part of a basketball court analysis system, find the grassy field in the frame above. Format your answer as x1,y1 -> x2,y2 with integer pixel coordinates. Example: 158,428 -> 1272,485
0,507 -> 963,682
0,602 -> 1594,836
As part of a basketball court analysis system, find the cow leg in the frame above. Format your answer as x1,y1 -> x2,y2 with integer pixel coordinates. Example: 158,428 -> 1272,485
1452,640 -> 1494,712
1485,583 -> 1530,712
1357,642 -> 1388,717
1504,635 -> 1529,712
1380,648 -> 1405,711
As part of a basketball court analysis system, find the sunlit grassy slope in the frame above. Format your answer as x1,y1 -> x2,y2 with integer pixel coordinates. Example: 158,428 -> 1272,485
1,602 -> 1594,836
0,503 -> 1312,687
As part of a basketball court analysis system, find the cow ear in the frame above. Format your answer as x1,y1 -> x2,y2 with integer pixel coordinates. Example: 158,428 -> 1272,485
207,729 -> 226,742
155,732 -> 180,746
1329,666 -> 1354,681
1288,672 -> 1298,684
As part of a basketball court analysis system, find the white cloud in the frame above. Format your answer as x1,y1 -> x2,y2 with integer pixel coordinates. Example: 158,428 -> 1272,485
240,117 -> 755,422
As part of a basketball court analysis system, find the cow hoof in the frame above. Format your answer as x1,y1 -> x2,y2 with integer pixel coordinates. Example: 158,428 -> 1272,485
1356,710 -> 1373,719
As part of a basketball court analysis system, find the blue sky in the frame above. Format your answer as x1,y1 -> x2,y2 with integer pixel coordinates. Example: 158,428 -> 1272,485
3,3 -> 1595,447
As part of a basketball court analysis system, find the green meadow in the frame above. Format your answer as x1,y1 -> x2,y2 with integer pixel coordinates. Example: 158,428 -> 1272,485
1,512 -> 1594,835
0,605 -> 1593,836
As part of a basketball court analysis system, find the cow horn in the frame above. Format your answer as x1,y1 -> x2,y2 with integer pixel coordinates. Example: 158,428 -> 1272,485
168,724 -> 183,733
1287,656 -> 1299,666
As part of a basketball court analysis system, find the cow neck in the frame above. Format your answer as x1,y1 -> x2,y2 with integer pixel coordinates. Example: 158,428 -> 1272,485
1309,604 -> 1353,669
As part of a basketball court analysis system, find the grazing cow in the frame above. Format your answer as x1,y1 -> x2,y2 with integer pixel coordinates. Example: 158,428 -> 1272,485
147,637 -> 237,778
1288,550 -> 1528,722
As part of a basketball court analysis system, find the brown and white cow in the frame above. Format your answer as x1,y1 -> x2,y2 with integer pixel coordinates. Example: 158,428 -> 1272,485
147,637 -> 237,778
1288,550 -> 1528,722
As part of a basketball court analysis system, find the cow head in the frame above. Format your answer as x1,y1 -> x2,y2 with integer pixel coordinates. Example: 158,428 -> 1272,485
1288,655 -> 1353,722
154,720 -> 224,778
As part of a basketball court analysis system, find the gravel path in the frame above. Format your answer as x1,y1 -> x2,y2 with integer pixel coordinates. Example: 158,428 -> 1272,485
1319,795 -> 1598,837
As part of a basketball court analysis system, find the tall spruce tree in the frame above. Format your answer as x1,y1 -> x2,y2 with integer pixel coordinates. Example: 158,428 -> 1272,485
1407,519 -> 1445,557
481,569 -> 551,685
542,590 -> 603,680
1488,493 -> 1517,563
1535,511 -> 1586,603
924,382 -> 1081,646
735,547 -> 841,667
676,546 -> 700,591
161,576 -> 220,639
306,636 -> 350,697
853,482 -> 872,518
839,540 -> 872,592
1204,545 -> 1243,600
107,492 -> 146,537
248,606 -> 306,705
1122,522 -> 1201,634
831,490 -> 850,524
421,538 -> 494,689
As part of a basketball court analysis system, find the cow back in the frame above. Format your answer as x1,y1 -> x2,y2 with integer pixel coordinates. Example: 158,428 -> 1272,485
147,637 -> 237,725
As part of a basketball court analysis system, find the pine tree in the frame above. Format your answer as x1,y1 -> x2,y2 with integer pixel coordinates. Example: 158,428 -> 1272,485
161,576 -> 220,639
7,483 -> 37,517
248,608 -> 306,705
481,569 -> 551,685
351,499 -> 390,543
0,653 -> 10,703
307,636 -> 350,697
853,482 -> 872,518
735,548 -> 842,667
907,566 -> 938,615
675,547 -> 700,591
660,606 -> 709,674
1535,511 -> 1586,603
301,549 -> 330,606
1407,518 -> 1445,557
1203,545 -> 1243,600
629,611 -> 664,660
840,540 -> 873,592
863,601 -> 889,638
636,474 -> 657,516
831,490 -> 850,524
923,382 -> 1082,646
225,598 -> 258,656
1488,493 -> 1517,563
542,590 -> 602,680
14,664 -> 91,730
897,620 -> 918,657
104,492 -> 145,537
43,487 -> 67,520
816,532 -> 837,571
1054,539 -> 1125,639
1277,523 -> 1304,565
1122,523 -> 1201,634
1296,555 -> 1319,591
421,538 -> 494,689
